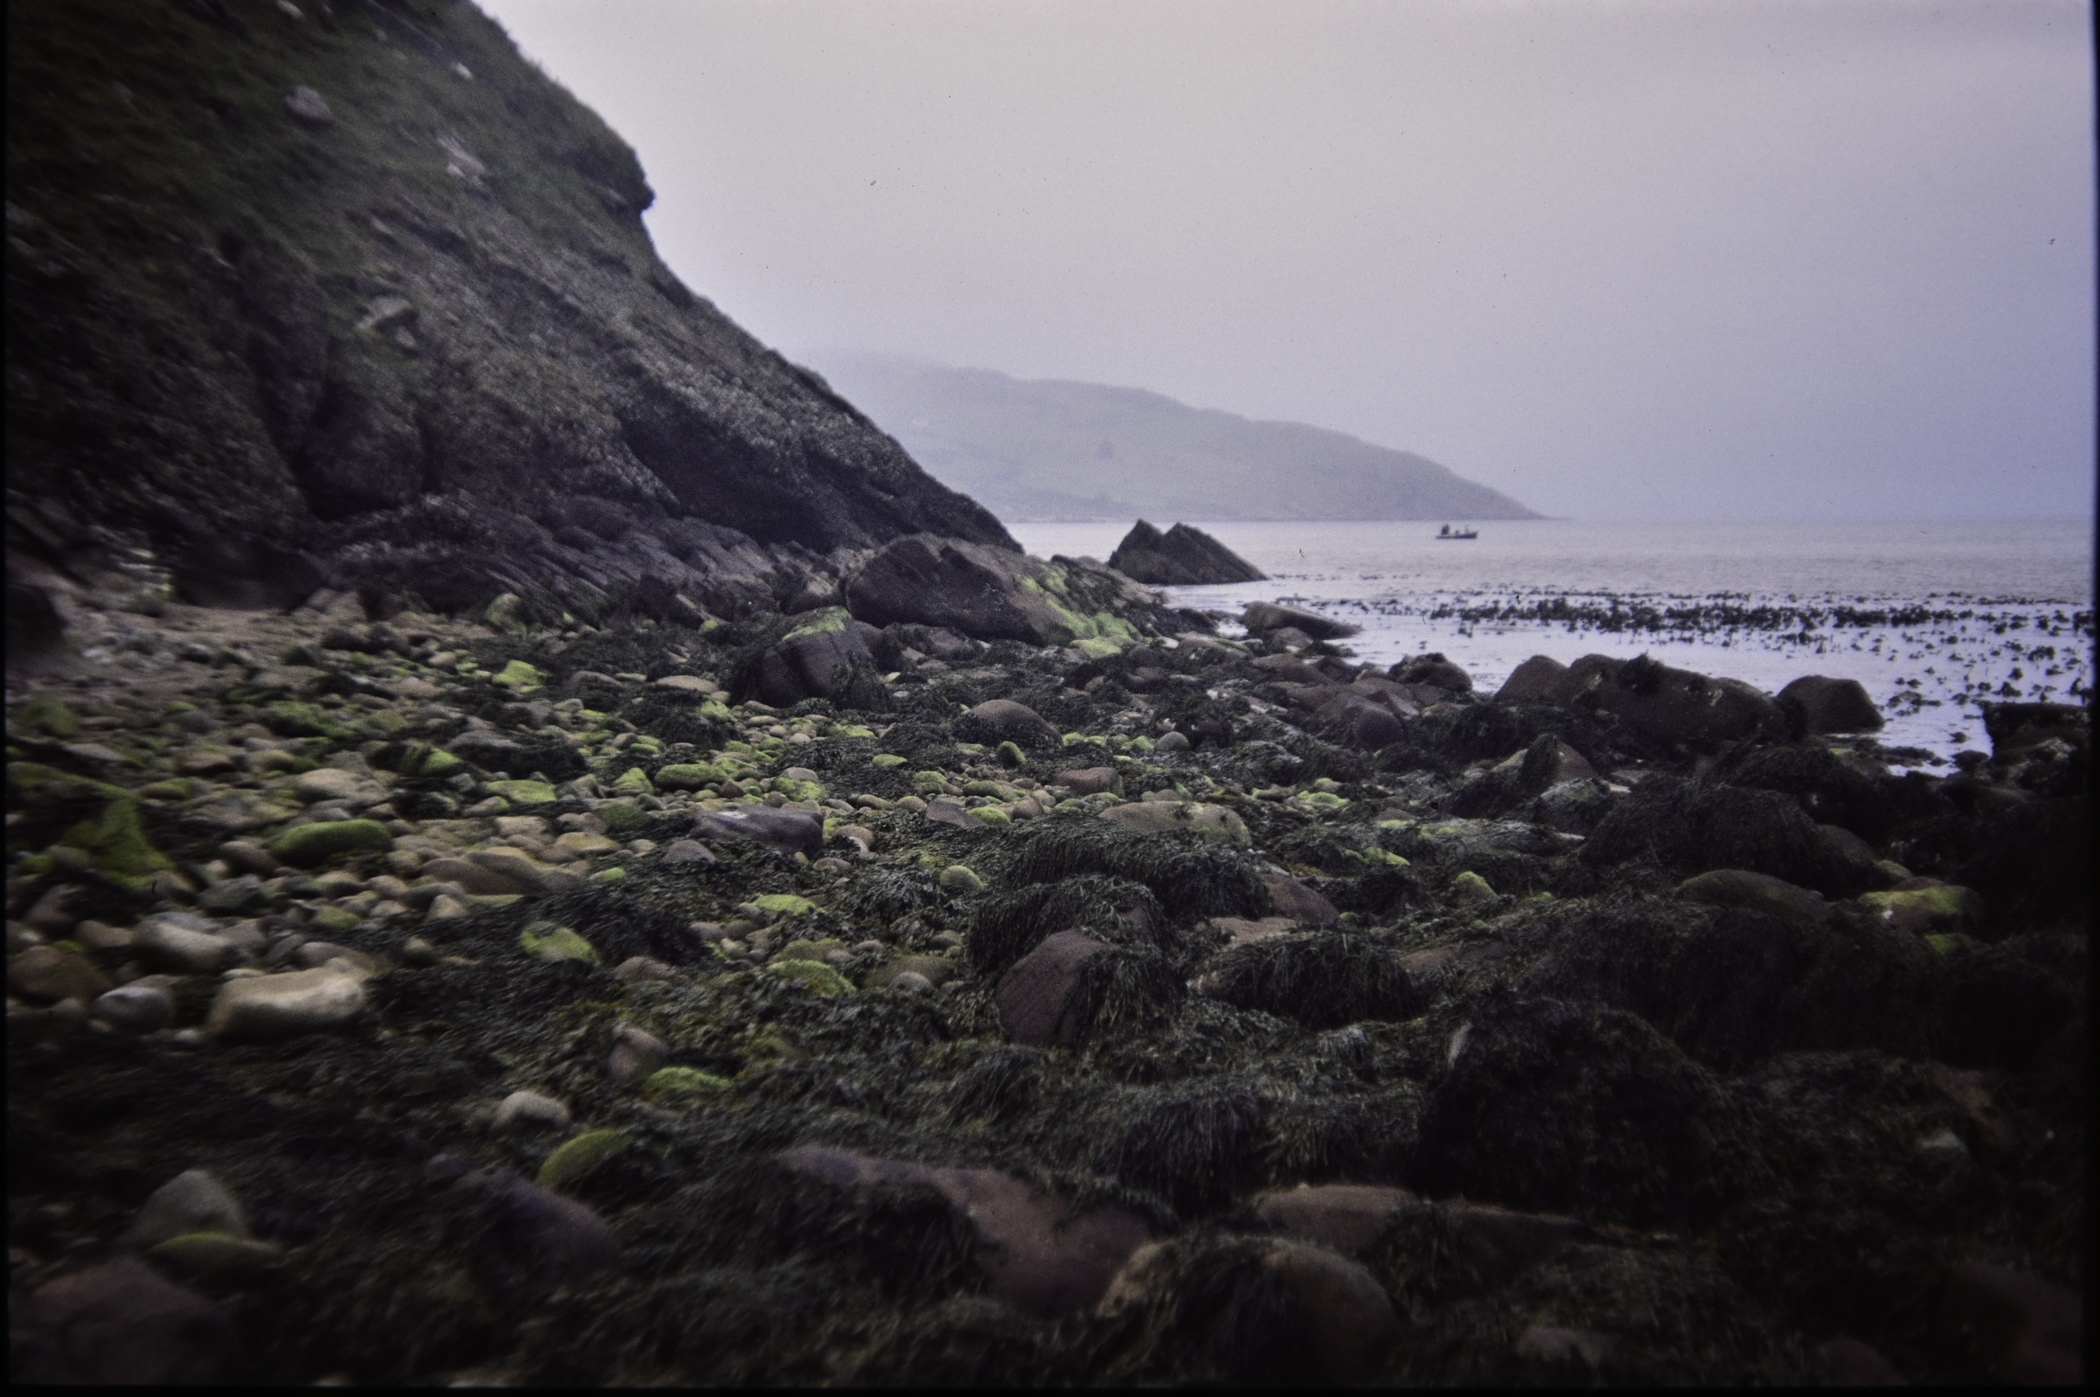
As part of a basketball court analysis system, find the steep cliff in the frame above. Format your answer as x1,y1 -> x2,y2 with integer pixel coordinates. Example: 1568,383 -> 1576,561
6,0 -> 1012,621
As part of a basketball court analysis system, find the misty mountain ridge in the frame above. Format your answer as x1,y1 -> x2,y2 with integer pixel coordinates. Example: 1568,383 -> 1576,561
801,350 -> 1542,523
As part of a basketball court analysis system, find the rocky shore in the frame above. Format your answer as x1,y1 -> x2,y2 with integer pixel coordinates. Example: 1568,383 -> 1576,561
7,573 -> 2086,1385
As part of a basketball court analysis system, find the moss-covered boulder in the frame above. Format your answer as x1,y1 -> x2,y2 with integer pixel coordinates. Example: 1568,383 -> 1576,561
267,820 -> 393,867
520,924 -> 599,964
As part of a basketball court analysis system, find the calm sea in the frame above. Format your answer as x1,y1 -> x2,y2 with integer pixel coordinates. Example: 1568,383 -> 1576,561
1008,519 -> 2095,766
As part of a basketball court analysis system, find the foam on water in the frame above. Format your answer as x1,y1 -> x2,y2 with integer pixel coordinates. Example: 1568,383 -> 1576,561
1011,519 -> 2095,768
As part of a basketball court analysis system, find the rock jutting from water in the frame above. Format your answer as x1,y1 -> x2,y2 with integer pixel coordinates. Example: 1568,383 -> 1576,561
1108,520 -> 1268,586
6,567 -> 2086,1386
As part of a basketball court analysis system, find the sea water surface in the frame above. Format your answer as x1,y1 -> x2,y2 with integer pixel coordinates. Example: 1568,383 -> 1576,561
1008,519 -> 2095,768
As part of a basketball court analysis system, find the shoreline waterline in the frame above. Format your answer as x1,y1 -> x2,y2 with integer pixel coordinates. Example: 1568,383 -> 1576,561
1009,518 -> 2094,767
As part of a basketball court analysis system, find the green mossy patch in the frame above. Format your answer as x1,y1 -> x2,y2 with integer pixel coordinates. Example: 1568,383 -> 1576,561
486,780 -> 559,806
597,799 -> 651,834
538,1129 -> 631,1192
269,819 -> 394,867
493,660 -> 547,693
519,924 -> 598,963
642,1067 -> 734,1098
751,893 -> 817,921
60,798 -> 175,886
769,959 -> 854,997
16,693 -> 81,737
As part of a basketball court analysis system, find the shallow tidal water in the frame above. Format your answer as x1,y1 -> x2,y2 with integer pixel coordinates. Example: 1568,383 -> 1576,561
1011,519 -> 2095,767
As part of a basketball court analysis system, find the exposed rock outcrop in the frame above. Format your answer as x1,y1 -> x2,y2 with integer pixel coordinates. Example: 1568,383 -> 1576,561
1108,520 -> 1265,585
6,0 -> 1011,633
843,535 -> 1181,646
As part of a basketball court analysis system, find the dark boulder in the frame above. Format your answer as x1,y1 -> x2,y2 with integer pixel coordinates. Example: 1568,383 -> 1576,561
1494,654 -> 1581,704
1411,998 -> 1764,1228
780,1146 -> 1152,1317
1242,600 -> 1360,640
1979,701 -> 2088,760
1564,653 -> 1783,752
1582,773 -> 1865,896
692,806 -> 824,858
455,1168 -> 622,1295
1391,652 -> 1473,694
1108,520 -> 1266,585
957,698 -> 1063,748
1777,675 -> 1884,734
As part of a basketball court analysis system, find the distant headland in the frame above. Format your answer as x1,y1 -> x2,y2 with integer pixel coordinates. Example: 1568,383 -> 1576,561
801,350 -> 1543,524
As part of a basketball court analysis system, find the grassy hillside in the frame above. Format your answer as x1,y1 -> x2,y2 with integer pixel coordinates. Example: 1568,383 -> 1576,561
806,352 -> 1542,523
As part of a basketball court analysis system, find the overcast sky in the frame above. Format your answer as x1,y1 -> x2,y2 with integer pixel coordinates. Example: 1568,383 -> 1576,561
480,0 -> 2093,522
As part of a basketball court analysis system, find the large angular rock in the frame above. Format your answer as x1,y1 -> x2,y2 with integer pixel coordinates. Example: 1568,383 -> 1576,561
845,535 -> 1161,645
1107,520 -> 1265,585
745,607 -> 896,707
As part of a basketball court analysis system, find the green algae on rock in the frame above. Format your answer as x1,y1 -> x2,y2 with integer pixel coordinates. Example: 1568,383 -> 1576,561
268,819 -> 394,867
520,924 -> 600,964
538,1129 -> 633,1193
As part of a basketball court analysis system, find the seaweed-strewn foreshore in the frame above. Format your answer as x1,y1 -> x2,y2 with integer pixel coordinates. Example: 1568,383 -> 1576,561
7,583 -> 2086,1385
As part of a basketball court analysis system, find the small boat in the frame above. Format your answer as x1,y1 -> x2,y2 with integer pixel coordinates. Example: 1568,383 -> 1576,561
1436,524 -> 1478,540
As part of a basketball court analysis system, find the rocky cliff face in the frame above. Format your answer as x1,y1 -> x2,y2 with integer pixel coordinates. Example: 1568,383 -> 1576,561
6,0 -> 1012,624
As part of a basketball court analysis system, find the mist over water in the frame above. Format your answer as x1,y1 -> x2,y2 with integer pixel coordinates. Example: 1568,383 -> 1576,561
1010,519 -> 2094,767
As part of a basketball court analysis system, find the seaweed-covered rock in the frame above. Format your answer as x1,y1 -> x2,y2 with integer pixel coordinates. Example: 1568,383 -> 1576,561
1710,741 -> 1900,845
994,931 -> 1183,1047
969,875 -> 1170,976
1518,896 -> 1935,1069
1412,999 -> 1764,1227
1193,933 -> 1422,1030
1583,774 -> 1862,896
1566,654 -> 1783,751
996,814 -> 1268,920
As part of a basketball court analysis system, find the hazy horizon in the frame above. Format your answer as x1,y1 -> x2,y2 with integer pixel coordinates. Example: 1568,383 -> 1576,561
480,0 -> 2096,525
